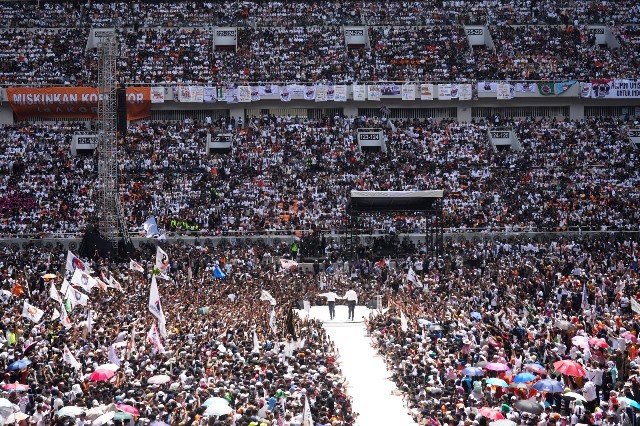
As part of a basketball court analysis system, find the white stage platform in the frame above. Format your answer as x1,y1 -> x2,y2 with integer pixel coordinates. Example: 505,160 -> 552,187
296,306 -> 416,426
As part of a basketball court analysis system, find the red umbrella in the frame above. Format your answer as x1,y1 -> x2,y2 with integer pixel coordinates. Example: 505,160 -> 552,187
553,360 -> 587,377
90,369 -> 116,382
485,362 -> 510,372
3,383 -> 30,392
478,407 -> 505,420
588,337 -> 609,349
117,404 -> 140,416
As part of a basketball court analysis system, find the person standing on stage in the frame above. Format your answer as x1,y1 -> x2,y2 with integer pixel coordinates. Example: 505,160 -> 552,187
319,289 -> 339,319
344,288 -> 358,321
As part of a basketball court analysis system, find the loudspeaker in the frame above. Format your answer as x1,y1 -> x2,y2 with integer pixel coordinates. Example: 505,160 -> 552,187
117,88 -> 127,137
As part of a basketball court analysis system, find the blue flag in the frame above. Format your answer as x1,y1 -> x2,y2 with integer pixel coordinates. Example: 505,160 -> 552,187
213,266 -> 226,279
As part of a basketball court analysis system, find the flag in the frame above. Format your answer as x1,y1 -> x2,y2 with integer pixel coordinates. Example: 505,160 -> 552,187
147,323 -> 165,354
252,330 -> 260,353
213,265 -> 226,279
49,282 -> 62,303
143,217 -> 160,238
302,395 -> 313,426
260,290 -> 277,306
51,308 -> 61,322
87,310 -> 93,336
148,276 -> 167,338
128,326 -> 136,352
286,304 -> 297,341
0,289 -> 11,304
130,259 -> 145,273
155,246 -> 170,273
102,270 -> 123,292
63,345 -> 81,370
400,310 -> 408,332
70,268 -> 97,293
65,285 -> 88,307
407,267 -> 417,284
58,299 -> 72,329
108,344 -> 121,367
22,300 -> 44,323
280,259 -> 298,271
581,282 -> 589,311
269,309 -> 277,333
66,251 -> 86,275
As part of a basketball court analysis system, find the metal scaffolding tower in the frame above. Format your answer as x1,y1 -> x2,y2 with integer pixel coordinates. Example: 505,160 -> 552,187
95,30 -> 129,254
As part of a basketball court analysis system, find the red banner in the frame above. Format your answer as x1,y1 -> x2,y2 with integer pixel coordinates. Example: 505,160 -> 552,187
6,87 -> 151,121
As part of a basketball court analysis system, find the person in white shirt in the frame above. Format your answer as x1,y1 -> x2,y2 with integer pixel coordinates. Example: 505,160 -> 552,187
344,288 -> 358,321
319,290 -> 339,320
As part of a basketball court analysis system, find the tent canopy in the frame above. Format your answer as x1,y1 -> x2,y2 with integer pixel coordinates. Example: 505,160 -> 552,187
349,190 -> 443,213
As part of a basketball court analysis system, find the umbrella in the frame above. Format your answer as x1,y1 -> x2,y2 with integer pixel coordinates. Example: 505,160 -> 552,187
462,366 -> 485,377
524,363 -> 547,375
470,312 -> 482,320
90,369 -> 116,382
588,337 -> 609,349
95,363 -> 119,372
197,306 -> 210,315
92,411 -> 115,426
564,392 -> 587,402
490,421 -> 517,426
532,379 -> 565,393
485,362 -> 510,372
148,374 -> 171,385
571,335 -> 589,349
42,273 -> 57,280
486,378 -> 508,387
428,324 -> 444,331
5,412 -> 29,423
513,372 -> 537,383
514,400 -> 544,415
0,398 -> 12,408
202,397 -> 231,407
475,361 -> 489,368
116,404 -> 140,416
6,359 -> 31,371
114,412 -> 134,421
204,403 -> 233,417
553,360 -> 587,377
2,383 -> 29,392
555,320 -> 577,331
57,406 -> 86,417
619,397 -> 640,410
509,382 -> 530,390
84,405 -> 107,420
478,407 -> 505,420
622,331 -> 638,343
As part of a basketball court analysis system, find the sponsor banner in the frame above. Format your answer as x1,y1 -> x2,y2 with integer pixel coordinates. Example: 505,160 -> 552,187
497,83 -> 514,100
479,81 -> 498,92
190,86 -> 204,102
420,83 -> 434,100
401,84 -> 416,101
515,82 -> 537,93
258,84 -> 280,96
458,83 -> 473,101
438,84 -> 452,100
315,85 -> 327,102
237,86 -> 251,102
367,85 -> 381,101
581,79 -> 640,98
380,84 -> 401,96
303,86 -> 316,101
537,80 -> 576,96
250,86 -> 260,102
6,87 -> 150,120
150,87 -> 165,103
334,85 -> 347,102
344,26 -> 366,45
287,84 -> 306,98
203,86 -> 218,103
353,84 -> 366,101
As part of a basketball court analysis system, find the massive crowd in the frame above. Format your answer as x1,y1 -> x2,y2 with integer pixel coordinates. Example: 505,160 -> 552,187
0,116 -> 638,238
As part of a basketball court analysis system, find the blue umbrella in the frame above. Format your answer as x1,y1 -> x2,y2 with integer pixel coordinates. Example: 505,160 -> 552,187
486,378 -> 508,387
470,312 -> 482,320
513,372 -> 537,383
461,366 -> 485,377
7,359 -> 31,371
532,379 -> 565,393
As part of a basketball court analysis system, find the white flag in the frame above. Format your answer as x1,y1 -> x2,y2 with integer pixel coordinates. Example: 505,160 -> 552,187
147,323 -> 165,354
252,330 -> 260,353
49,282 -> 62,303
87,310 -> 93,336
108,344 -> 121,367
148,276 -> 167,338
269,309 -> 277,333
63,345 -> 81,370
65,285 -> 89,307
155,246 -> 170,273
70,268 -> 97,293
66,251 -> 87,275
129,259 -> 145,273
260,290 -> 277,306
22,300 -> 44,323
302,395 -> 313,426
51,308 -> 61,322
400,310 -> 408,332
0,289 -> 11,304
58,299 -> 72,329
407,267 -> 417,284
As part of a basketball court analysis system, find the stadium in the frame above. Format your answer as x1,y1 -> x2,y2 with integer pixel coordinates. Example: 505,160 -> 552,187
0,1 -> 639,425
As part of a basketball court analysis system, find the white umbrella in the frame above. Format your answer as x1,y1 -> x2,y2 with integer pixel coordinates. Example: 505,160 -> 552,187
92,411 -> 115,426
57,406 -> 86,417
147,374 -> 171,385
490,421 -> 517,426
202,397 -> 230,407
564,392 -> 587,402
0,399 -> 12,408
84,405 -> 107,420
204,403 -> 233,417
5,412 -> 30,423
95,363 -> 119,372
571,335 -> 589,349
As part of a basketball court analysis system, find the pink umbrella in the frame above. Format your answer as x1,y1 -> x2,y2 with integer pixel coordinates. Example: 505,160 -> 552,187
90,369 -> 116,382
588,337 -> 609,349
621,332 -> 638,343
485,362 -> 510,372
3,383 -> 30,392
553,360 -> 587,377
117,404 -> 140,416
478,407 -> 505,420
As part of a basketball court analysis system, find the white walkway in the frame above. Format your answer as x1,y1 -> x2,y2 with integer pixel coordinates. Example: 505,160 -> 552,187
298,305 -> 416,426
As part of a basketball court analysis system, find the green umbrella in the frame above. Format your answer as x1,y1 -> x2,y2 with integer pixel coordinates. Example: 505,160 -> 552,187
113,412 -> 134,421
198,306 -> 210,315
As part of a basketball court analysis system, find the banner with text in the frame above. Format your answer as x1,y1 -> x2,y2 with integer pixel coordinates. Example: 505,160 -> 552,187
581,79 -> 640,98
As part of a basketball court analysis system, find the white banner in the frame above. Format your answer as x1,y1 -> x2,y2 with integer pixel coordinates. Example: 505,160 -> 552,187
582,80 -> 640,98
280,86 -> 291,102
203,86 -> 218,103
497,83 -> 514,100
315,85 -> 327,102
258,84 -> 279,96
420,84 -> 434,100
458,84 -> 472,100
237,86 -> 251,103
303,86 -> 316,101
288,84 -> 306,98
380,84 -> 401,96
150,87 -> 165,103
479,81 -> 498,92
401,84 -> 416,101
515,82 -> 537,93
353,84 -> 366,101
178,86 -> 192,102
326,85 -> 335,101
191,86 -> 204,103
438,84 -> 452,100
250,86 -> 260,101
334,85 -> 347,102
225,87 -> 238,103
367,85 -> 381,101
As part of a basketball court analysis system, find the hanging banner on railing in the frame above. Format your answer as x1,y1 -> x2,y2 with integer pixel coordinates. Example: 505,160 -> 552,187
225,86 -> 238,103
315,85 -> 327,102
326,85 -> 336,101
420,84 -> 434,100
537,80 -> 576,96
237,86 -> 251,102
353,84 -> 366,101
250,86 -> 260,102
333,85 -> 347,102
6,87 -> 150,120
478,81 -> 498,92
280,86 -> 291,102
515,82 -> 537,93
367,85 -> 381,101
438,84 -> 452,100
303,86 -> 316,101
258,84 -> 279,97
497,83 -> 514,100
380,84 -> 401,96
458,83 -> 472,100
401,84 -> 415,101
581,79 -> 640,98
150,87 -> 165,103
